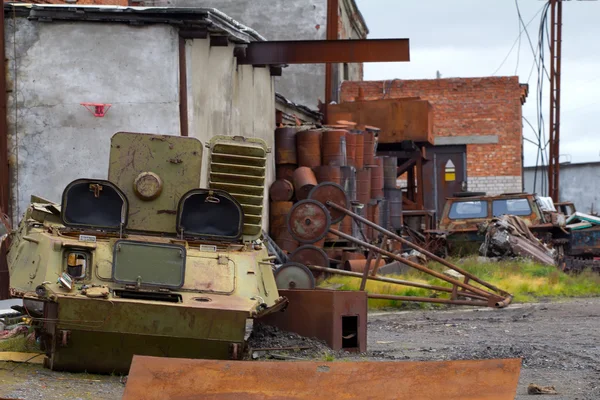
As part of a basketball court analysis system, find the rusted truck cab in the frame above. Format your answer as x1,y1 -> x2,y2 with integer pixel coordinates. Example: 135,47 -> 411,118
436,193 -> 548,255
6,132 -> 284,373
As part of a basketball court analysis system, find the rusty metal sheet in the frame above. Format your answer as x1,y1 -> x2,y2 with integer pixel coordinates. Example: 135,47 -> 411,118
237,38 -> 410,65
123,356 -> 521,400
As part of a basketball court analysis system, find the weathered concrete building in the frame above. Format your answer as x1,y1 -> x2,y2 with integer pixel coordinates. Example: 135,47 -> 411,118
524,162 -> 600,214
4,4 -> 278,227
137,0 -> 369,109
341,77 -> 529,196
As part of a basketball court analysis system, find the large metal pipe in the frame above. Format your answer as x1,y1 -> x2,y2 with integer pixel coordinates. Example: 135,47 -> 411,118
367,294 -> 490,308
326,201 -> 510,296
0,3 -> 9,217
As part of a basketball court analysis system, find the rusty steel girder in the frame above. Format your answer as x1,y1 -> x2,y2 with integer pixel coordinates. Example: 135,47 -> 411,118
236,39 -> 410,65
122,356 -> 522,400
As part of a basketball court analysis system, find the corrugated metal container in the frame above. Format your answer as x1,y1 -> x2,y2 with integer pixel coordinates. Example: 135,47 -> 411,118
293,167 -> 318,200
385,188 -> 403,229
296,129 -> 322,168
383,156 -> 398,189
363,131 -> 376,166
370,157 -> 384,200
356,168 -> 371,206
345,131 -> 356,167
313,166 -> 341,185
353,131 -> 365,169
269,179 -> 294,201
340,166 -> 356,201
322,130 -> 347,167
269,201 -> 294,237
276,164 -> 297,182
275,127 -> 297,165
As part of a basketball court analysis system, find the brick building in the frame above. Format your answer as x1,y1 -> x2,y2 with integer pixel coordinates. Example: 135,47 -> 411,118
340,77 -> 529,196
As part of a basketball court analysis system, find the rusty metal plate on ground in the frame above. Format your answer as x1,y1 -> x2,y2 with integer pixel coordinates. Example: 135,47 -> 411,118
287,200 -> 331,244
123,356 -> 521,400
308,182 -> 349,224
290,245 -> 329,268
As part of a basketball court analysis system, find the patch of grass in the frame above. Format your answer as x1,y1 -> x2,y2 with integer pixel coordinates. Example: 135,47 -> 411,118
0,335 -> 38,353
320,257 -> 600,309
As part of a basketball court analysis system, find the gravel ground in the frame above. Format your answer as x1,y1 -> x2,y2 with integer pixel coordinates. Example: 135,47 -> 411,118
0,297 -> 598,399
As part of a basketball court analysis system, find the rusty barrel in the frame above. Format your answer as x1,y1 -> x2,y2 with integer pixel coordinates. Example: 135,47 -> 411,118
383,156 -> 398,189
275,127 -> 298,165
345,132 -> 356,167
340,166 -> 356,201
344,259 -> 386,273
385,188 -> 403,229
322,129 -> 347,167
276,164 -> 297,182
356,168 -> 371,206
313,166 -> 341,185
275,229 -> 299,254
366,200 -> 380,241
370,157 -> 384,200
363,131 -> 376,166
341,251 -> 365,266
269,201 -> 294,237
293,167 -> 318,200
340,215 -> 352,235
296,129 -> 322,168
269,179 -> 294,202
353,131 -> 364,169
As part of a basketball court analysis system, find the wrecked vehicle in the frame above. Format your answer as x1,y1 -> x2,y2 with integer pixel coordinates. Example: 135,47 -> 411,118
6,132 -> 285,373
432,192 -> 566,256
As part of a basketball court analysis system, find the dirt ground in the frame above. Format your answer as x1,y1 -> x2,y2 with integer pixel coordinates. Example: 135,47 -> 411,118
0,297 -> 598,399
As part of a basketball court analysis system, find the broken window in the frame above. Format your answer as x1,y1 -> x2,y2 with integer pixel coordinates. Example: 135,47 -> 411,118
343,63 -> 349,81
65,252 -> 88,279
448,201 -> 488,219
492,199 -> 532,217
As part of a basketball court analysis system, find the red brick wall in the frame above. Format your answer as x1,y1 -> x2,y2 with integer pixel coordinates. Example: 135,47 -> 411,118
340,77 -> 524,178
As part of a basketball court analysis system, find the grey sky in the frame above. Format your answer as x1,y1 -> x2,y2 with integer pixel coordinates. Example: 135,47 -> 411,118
355,0 -> 599,167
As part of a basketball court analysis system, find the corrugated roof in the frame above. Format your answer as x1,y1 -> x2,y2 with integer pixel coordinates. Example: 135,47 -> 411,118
5,3 -> 266,43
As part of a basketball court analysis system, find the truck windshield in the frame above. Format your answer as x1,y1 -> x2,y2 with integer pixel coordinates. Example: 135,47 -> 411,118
448,201 -> 488,219
492,199 -> 532,217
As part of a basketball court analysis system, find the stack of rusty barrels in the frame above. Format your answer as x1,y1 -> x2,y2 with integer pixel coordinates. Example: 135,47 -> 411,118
269,125 -> 401,273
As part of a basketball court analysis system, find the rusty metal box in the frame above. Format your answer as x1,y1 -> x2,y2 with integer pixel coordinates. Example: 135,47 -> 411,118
259,289 -> 367,352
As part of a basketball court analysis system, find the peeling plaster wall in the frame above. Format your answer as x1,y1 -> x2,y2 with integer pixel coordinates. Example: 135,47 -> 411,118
5,20 -> 181,224
141,0 -> 329,109
187,39 -> 275,230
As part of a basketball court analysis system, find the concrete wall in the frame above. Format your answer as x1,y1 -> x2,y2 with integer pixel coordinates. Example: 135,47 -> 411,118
186,39 -> 275,225
524,163 -> 600,214
140,0 -> 367,109
5,20 -> 181,224
5,18 -> 276,230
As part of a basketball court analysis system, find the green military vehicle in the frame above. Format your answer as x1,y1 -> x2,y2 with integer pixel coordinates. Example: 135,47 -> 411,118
6,132 -> 285,373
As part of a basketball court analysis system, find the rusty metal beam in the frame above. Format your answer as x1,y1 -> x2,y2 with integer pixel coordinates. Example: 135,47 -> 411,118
325,0 -> 339,106
178,36 -> 189,137
237,39 -> 410,65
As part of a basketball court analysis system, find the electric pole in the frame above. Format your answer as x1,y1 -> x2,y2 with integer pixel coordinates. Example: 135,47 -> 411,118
548,0 -> 562,202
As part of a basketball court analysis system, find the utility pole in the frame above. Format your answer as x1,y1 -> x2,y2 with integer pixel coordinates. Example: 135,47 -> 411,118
548,0 -> 562,202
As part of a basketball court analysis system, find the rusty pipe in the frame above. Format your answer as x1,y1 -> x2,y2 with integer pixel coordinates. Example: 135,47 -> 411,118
306,264 -> 459,294
329,228 -> 502,301
326,201 -> 510,296
367,293 -> 490,307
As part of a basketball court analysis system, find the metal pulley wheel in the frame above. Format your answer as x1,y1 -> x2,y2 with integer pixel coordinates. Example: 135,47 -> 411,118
290,245 -> 329,268
308,182 -> 349,224
286,199 -> 331,244
274,262 -> 316,290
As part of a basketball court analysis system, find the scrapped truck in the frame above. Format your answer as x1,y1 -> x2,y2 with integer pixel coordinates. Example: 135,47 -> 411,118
431,192 -> 567,256
6,132 -> 286,373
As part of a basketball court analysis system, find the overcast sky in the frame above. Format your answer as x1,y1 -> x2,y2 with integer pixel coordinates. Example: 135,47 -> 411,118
355,0 -> 599,167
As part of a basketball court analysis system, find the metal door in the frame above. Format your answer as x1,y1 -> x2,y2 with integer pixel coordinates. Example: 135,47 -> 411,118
423,146 -> 467,218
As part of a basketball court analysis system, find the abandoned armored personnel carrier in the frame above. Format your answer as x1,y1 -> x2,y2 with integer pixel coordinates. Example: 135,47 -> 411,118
6,132 -> 284,373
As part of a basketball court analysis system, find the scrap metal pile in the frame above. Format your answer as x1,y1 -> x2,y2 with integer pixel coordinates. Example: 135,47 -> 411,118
479,215 -> 556,266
